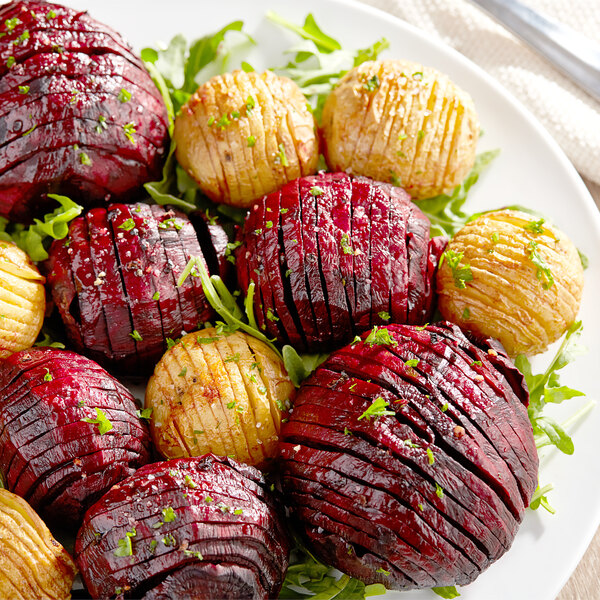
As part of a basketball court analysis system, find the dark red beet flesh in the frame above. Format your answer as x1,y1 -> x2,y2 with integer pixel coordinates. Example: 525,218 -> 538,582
0,347 -> 150,525
279,322 -> 538,591
44,203 -> 228,373
0,0 -> 169,222
75,455 -> 290,600
235,173 -> 446,352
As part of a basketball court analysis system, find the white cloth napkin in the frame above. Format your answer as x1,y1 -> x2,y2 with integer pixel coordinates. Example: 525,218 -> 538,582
357,0 -> 600,186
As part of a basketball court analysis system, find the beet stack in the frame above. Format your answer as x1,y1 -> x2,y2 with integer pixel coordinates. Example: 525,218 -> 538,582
0,0 -> 169,222
279,322 -> 539,591
235,172 -> 447,352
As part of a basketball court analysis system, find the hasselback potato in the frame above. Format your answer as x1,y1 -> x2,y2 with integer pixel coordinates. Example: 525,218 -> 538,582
0,347 -> 151,525
321,59 -> 479,199
146,327 -> 294,467
75,455 -> 290,599
235,172 -> 446,352
436,209 -> 584,356
280,322 -> 538,591
0,240 -> 45,357
174,69 -> 319,208
44,203 -> 228,372
0,488 -> 77,600
0,0 -> 169,222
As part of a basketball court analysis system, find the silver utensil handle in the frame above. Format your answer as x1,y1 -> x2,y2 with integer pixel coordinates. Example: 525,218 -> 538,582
468,0 -> 600,103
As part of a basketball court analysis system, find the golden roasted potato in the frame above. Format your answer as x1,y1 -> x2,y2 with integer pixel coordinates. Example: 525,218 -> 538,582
436,209 -> 584,356
0,489 -> 76,600
146,328 -> 295,467
321,59 -> 479,199
174,70 -> 319,207
0,242 -> 45,358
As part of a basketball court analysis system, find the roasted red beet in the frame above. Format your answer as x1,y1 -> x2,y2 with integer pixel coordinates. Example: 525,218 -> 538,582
44,203 -> 227,372
0,0 -> 169,222
75,455 -> 290,599
0,347 -> 150,525
279,322 -> 538,591
235,173 -> 446,352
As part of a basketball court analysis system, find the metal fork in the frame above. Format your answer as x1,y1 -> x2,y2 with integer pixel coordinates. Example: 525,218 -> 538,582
467,0 -> 600,103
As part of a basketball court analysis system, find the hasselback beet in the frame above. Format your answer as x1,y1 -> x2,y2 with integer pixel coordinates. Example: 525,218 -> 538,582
279,322 -> 538,591
0,347 -> 150,525
235,172 -> 446,352
0,0 -> 169,222
44,203 -> 227,372
75,455 -> 290,599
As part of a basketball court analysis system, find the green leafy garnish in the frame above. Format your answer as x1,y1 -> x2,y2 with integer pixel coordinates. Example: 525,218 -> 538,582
162,506 -> 176,523
282,345 -> 329,387
440,249 -> 473,289
136,408 -> 153,420
358,397 -> 395,421
267,12 -> 388,121
416,149 -> 500,236
113,528 -> 136,557
527,241 -> 554,289
0,194 -> 83,261
81,407 -> 113,435
432,586 -> 461,598
364,326 -> 398,347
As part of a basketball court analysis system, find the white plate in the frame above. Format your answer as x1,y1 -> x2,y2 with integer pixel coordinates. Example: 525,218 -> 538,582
61,1 -> 600,598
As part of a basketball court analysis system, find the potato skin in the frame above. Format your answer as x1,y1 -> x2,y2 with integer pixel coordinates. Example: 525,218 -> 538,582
0,242 -> 45,358
321,59 -> 479,199
436,210 -> 584,356
174,70 -> 319,207
0,489 -> 77,600
146,328 -> 295,467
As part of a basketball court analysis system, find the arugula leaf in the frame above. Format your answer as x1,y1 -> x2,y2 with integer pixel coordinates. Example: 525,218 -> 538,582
432,586 -> 461,598
280,545 -> 386,600
282,345 -> 329,387
0,194 -> 83,261
268,12 -> 388,121
416,149 -> 500,237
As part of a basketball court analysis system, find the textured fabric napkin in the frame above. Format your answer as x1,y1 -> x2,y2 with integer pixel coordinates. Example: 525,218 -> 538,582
357,0 -> 600,187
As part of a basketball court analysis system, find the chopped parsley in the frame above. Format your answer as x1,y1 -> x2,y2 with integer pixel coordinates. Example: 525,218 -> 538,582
404,359 -> 419,368
364,326 -> 397,347
123,122 -> 137,145
161,534 -> 177,547
376,567 -> 390,576
340,233 -> 359,255
118,88 -> 132,103
79,152 -> 92,166
247,135 -> 256,147
96,115 -> 108,134
435,483 -> 444,498
4,17 -> 21,31
113,528 -> 136,557
310,186 -> 324,196
266,308 -> 279,322
178,367 -> 187,377
18,85 -> 30,95
184,549 -> 204,559
43,368 -> 52,382
524,218 -> 545,235
224,353 -> 240,363
527,241 -> 554,289
426,447 -> 435,465
378,311 -> 391,321
118,218 -> 136,232
441,249 -> 473,289
136,408 -> 153,419
129,330 -> 143,342
81,407 -> 113,435
358,397 -> 395,421
277,143 -> 289,166
363,74 -> 380,91
162,506 -> 176,522
246,95 -> 256,113
152,291 -> 160,300
462,307 -> 470,320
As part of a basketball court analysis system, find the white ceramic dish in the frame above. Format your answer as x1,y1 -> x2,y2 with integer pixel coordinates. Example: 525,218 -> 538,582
59,0 -> 600,598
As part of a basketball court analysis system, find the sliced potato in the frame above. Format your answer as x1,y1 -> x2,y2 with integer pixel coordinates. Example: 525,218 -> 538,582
321,59 -> 479,199
0,242 -> 45,359
436,210 -> 584,356
174,70 -> 319,208
0,489 -> 76,600
146,328 -> 295,467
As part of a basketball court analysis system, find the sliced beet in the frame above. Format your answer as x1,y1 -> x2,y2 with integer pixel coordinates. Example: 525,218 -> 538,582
279,323 -> 538,591
0,1 -> 168,222
0,347 -> 150,524
75,455 -> 289,599
45,204 -> 223,372
235,174 -> 442,351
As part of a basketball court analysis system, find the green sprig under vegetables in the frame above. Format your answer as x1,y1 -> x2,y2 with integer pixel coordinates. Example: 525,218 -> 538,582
0,194 -> 83,261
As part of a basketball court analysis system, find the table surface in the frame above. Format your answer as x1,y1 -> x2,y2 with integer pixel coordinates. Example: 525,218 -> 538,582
556,176 -> 600,600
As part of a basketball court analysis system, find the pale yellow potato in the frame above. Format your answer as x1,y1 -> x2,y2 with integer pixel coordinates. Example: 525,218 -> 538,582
0,242 -> 45,359
174,70 -> 319,207
146,328 -> 295,467
321,59 -> 479,199
436,210 -> 584,356
0,489 -> 76,600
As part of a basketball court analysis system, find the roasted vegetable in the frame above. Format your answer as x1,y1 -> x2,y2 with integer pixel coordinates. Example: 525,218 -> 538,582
436,209 -> 584,356
75,455 -> 290,599
0,241 -> 45,357
280,322 -> 538,591
0,488 -> 77,600
235,172 -> 446,352
321,60 -> 479,199
174,69 -> 319,207
44,203 -> 227,372
0,347 -> 151,525
0,0 -> 169,222
146,328 -> 294,467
